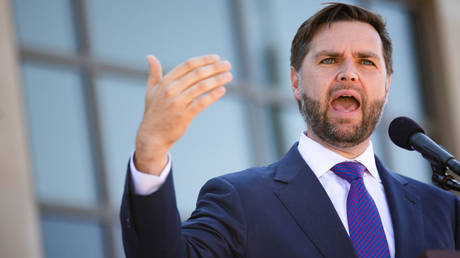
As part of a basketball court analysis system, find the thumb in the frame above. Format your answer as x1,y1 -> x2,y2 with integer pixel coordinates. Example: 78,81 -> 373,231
146,55 -> 162,87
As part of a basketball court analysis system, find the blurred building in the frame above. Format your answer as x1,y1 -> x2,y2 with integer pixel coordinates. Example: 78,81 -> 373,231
1,0 -> 459,257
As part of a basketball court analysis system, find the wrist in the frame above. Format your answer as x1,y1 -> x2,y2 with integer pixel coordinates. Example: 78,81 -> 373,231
134,137 -> 170,176
133,149 -> 168,176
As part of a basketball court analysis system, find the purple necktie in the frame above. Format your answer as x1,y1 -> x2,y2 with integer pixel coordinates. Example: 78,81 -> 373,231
331,161 -> 391,258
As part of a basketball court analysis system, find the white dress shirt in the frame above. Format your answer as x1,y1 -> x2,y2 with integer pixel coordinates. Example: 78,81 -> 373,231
130,152 -> 171,195
130,133 -> 395,257
297,133 -> 395,257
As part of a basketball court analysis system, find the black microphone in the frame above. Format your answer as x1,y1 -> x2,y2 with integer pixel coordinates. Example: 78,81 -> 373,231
388,116 -> 460,175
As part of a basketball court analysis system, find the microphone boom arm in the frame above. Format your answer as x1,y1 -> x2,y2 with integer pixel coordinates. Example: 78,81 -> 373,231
410,133 -> 460,176
430,163 -> 460,191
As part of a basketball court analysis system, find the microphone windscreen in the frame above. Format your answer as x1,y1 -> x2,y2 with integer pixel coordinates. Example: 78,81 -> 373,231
388,116 -> 425,150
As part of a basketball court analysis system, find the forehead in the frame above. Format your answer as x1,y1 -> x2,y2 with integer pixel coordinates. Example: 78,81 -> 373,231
308,21 -> 383,57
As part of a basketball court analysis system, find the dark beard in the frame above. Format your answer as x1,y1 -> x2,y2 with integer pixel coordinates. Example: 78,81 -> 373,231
300,91 -> 385,148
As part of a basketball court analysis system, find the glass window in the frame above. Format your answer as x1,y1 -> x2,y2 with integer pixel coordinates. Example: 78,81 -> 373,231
85,0 -> 240,77
21,62 -> 98,206
41,216 -> 105,258
254,106 -> 280,163
115,227 -> 124,258
278,106 -> 307,154
12,0 -> 77,53
94,75 -> 146,207
171,94 -> 253,218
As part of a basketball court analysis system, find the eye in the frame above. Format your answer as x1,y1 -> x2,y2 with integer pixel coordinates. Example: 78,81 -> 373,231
360,59 -> 375,66
320,58 -> 336,64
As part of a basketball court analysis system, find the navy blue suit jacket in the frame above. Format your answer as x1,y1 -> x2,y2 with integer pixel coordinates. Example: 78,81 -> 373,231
120,144 -> 460,258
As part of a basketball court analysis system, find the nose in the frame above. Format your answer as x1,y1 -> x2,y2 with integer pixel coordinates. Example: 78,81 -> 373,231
337,62 -> 358,82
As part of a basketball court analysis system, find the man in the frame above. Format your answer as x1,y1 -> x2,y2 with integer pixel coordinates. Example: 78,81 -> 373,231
120,3 -> 460,258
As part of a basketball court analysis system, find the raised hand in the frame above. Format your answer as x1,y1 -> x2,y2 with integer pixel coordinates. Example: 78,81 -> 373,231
134,55 -> 232,175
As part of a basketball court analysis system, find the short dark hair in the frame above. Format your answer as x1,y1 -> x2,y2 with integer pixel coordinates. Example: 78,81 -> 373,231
290,2 -> 393,75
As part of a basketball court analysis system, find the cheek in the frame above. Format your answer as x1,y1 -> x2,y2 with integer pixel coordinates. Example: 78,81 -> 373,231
359,73 -> 388,99
302,81 -> 326,102
302,70 -> 333,99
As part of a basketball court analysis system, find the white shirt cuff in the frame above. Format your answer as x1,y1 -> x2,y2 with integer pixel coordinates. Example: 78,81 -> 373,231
130,151 -> 172,195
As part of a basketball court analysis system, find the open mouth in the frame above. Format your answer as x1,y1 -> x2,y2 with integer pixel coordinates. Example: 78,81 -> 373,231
330,92 -> 361,113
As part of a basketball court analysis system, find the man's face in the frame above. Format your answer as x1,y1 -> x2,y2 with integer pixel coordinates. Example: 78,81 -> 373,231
291,21 -> 391,148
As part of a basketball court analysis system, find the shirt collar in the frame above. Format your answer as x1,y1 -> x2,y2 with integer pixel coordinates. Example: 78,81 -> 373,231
297,132 -> 381,182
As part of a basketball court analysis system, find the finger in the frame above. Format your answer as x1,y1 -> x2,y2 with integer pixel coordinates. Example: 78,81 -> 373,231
186,86 -> 226,117
168,60 -> 231,95
181,72 -> 232,105
161,55 -> 220,86
146,55 -> 163,88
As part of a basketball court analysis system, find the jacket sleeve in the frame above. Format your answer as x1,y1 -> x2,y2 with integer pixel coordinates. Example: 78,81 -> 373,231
120,162 -> 247,258
456,196 -> 460,250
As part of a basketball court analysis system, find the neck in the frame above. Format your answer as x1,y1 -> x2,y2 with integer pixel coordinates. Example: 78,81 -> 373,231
305,129 -> 370,159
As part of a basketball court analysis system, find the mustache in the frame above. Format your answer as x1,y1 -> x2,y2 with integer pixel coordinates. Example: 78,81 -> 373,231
327,83 -> 364,101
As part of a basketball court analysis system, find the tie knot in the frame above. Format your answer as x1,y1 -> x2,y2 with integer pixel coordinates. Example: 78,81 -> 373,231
330,161 -> 366,183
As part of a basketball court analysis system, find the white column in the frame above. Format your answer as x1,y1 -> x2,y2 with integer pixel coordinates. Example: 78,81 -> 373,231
434,0 -> 460,156
0,0 -> 43,257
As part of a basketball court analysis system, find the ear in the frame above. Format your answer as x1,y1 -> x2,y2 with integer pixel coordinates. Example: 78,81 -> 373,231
384,75 -> 391,104
290,66 -> 301,101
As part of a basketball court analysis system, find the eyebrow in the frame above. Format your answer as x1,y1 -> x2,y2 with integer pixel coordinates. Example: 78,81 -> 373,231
314,50 -> 342,59
314,50 -> 381,60
355,51 -> 380,60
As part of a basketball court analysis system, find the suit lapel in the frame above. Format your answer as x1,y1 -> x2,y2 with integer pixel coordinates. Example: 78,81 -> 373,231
273,144 -> 357,258
376,157 -> 425,258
